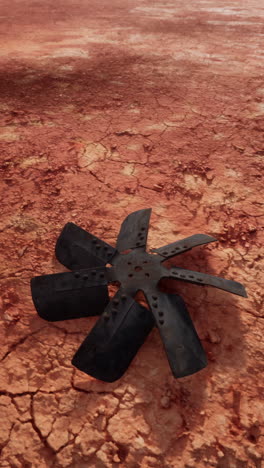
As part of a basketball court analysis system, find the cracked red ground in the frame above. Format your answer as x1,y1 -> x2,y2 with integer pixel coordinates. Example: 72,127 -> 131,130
0,0 -> 263,467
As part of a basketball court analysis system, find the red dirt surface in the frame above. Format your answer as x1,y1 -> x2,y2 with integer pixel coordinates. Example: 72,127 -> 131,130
0,0 -> 263,467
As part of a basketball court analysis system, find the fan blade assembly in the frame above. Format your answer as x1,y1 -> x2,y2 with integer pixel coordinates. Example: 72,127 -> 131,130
31,208 -> 247,382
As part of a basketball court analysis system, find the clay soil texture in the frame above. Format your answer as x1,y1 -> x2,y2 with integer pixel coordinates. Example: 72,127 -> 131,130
0,0 -> 263,467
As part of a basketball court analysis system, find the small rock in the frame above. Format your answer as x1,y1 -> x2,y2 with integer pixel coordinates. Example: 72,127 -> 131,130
208,330 -> 221,344
3,307 -> 20,324
95,415 -> 107,432
160,396 -> 171,409
17,246 -> 28,257
248,224 -> 257,233
217,450 -> 225,458
153,184 -> 163,192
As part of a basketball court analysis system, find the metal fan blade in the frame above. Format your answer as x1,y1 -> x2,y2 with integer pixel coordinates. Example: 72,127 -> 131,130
116,209 -> 151,253
162,266 -> 247,297
72,290 -> 155,382
152,234 -> 217,259
144,290 -> 207,378
31,267 -> 109,321
55,222 -> 117,269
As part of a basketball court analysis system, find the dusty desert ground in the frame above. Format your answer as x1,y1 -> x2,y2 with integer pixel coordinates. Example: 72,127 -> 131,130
0,0 -> 263,467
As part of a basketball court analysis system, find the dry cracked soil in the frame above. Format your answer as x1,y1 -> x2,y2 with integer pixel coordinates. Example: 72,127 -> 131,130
0,0 -> 263,467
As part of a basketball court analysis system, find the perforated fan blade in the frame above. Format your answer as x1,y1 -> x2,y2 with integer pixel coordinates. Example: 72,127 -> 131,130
144,290 -> 207,377
161,266 -> 247,297
152,234 -> 217,259
31,208 -> 247,382
116,208 -> 151,252
55,222 -> 117,269
72,291 -> 155,382
31,267 -> 109,321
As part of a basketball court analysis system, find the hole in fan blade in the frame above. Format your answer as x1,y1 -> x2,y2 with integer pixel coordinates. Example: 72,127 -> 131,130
134,290 -> 150,310
134,266 -> 142,271
108,281 -> 121,299
145,273 -> 150,277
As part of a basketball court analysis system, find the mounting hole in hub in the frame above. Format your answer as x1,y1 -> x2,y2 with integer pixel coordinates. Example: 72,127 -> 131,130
135,266 -> 143,272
